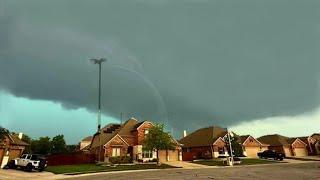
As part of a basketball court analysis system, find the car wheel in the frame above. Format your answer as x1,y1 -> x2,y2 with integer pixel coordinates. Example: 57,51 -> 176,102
26,163 -> 33,172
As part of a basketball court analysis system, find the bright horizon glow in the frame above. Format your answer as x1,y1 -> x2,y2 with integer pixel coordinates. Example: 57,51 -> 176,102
230,108 -> 320,138
0,91 -> 119,144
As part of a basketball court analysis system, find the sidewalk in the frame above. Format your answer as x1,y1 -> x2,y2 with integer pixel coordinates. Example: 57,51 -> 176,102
0,169 -> 65,180
163,161 -> 213,169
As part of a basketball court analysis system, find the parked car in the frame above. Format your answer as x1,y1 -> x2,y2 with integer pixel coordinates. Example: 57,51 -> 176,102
7,154 -> 47,172
257,150 -> 284,161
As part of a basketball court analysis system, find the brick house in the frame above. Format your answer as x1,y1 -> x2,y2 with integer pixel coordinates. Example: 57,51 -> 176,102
296,136 -> 317,155
89,118 -> 182,162
0,133 -> 29,168
178,126 -> 229,161
239,135 -> 269,158
258,134 -> 308,157
311,133 -> 320,155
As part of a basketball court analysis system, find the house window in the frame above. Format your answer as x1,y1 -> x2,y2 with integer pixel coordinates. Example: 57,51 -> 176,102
142,150 -> 153,158
218,147 -> 225,154
144,129 -> 149,135
112,148 -> 121,157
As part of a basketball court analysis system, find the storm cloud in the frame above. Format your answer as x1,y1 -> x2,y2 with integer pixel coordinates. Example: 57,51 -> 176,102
0,0 -> 319,138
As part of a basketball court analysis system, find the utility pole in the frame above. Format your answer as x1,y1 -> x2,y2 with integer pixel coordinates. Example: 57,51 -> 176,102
120,112 -> 123,125
90,58 -> 106,162
227,128 -> 234,166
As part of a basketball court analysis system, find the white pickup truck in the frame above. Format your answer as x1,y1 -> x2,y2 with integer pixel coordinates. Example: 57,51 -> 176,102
7,154 -> 47,172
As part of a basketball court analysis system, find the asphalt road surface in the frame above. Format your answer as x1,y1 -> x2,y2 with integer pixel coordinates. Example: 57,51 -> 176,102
66,162 -> 320,180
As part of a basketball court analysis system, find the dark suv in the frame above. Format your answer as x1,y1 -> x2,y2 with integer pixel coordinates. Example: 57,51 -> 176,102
257,150 -> 284,161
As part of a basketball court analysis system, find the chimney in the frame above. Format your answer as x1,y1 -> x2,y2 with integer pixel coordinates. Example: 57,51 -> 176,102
183,130 -> 187,138
18,133 -> 23,139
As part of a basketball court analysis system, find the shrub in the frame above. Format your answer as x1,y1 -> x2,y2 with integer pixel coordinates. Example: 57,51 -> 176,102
109,156 -> 132,164
149,158 -> 157,162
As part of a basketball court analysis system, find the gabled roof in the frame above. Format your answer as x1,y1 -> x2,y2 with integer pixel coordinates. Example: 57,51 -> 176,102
257,134 -> 298,146
178,126 -> 228,148
81,136 -> 93,142
239,135 -> 250,144
311,133 -> 320,141
8,134 -> 29,146
90,118 -> 140,149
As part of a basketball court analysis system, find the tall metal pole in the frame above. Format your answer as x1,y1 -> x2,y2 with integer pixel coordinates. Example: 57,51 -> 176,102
98,62 -> 102,162
98,63 -> 102,131
90,58 -> 106,162
227,128 -> 234,166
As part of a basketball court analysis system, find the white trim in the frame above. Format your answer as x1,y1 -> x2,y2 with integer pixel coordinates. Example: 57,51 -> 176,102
212,137 -> 225,145
292,138 -> 307,146
136,121 -> 154,130
104,134 -> 129,147
242,135 -> 263,146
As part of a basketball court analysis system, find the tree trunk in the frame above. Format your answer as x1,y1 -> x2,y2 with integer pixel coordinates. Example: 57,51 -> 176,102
157,150 -> 160,166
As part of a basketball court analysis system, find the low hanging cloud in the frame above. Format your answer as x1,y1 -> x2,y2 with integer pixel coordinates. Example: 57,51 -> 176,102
0,1 -> 320,138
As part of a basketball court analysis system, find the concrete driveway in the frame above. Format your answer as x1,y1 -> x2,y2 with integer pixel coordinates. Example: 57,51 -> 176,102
0,169 -> 66,180
163,161 -> 210,169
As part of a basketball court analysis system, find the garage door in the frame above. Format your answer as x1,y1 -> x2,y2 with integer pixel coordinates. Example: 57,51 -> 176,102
245,147 -> 260,158
158,150 -> 179,162
283,147 -> 292,157
294,148 -> 307,157
167,150 -> 179,161
158,150 -> 167,162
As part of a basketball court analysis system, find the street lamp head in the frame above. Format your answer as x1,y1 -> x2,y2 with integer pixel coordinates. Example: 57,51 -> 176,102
90,58 -> 107,64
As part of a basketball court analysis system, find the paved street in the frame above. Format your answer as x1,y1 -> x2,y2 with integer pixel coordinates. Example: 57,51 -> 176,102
1,162 -> 319,180
65,162 -> 320,180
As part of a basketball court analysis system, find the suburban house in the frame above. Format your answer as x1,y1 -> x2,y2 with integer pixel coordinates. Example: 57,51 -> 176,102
296,136 -> 317,155
89,118 -> 182,162
178,126 -> 229,161
311,133 -> 320,154
258,134 -> 308,157
80,136 -> 93,151
239,135 -> 269,158
0,133 -> 29,168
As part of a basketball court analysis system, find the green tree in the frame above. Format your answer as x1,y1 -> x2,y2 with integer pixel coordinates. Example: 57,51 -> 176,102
51,134 -> 67,154
224,134 -> 244,157
21,134 -> 33,154
143,123 -> 176,165
66,144 -> 79,153
0,126 -> 8,140
32,136 -> 51,155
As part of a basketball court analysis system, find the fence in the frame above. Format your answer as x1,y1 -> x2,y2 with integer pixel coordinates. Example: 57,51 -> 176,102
46,152 -> 95,166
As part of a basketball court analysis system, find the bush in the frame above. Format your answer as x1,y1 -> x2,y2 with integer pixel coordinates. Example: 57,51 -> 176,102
109,156 -> 132,164
149,158 -> 157,162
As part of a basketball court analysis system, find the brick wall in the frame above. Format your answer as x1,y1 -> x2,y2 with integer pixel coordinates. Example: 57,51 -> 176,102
136,122 -> 153,145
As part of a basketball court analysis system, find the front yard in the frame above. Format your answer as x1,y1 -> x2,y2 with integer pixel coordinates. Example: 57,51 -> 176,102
46,163 -> 177,174
192,158 -> 284,166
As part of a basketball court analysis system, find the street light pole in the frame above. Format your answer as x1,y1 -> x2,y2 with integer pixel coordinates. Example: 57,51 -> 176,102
90,58 -> 106,162
227,128 -> 234,166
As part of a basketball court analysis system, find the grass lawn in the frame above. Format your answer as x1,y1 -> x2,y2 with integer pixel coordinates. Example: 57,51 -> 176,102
192,158 -> 283,166
46,164 -> 177,174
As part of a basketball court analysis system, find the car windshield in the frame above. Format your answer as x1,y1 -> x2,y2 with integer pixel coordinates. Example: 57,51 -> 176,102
31,155 -> 39,160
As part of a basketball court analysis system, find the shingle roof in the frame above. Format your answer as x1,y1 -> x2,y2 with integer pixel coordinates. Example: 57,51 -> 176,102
258,134 -> 291,146
239,135 -> 250,144
90,118 -> 138,149
296,136 -> 309,144
311,133 -> 320,141
81,136 -> 93,142
178,126 -> 228,148
9,134 -> 29,146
